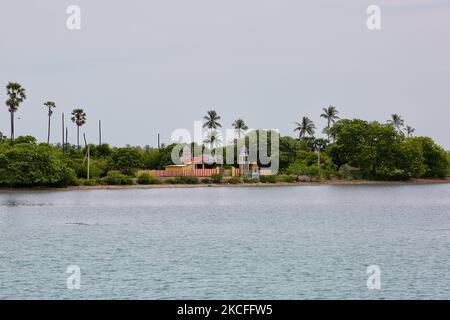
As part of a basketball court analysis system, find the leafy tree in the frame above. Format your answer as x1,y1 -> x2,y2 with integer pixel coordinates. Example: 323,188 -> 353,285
5,82 -> 27,141
408,137 -> 448,178
278,136 -> 308,171
398,138 -> 426,178
328,119 -> 402,178
109,147 -> 144,174
286,149 -> 334,179
0,144 -> 75,187
83,143 -> 111,159
71,108 -> 86,149
14,135 -> 37,144
44,101 -> 56,144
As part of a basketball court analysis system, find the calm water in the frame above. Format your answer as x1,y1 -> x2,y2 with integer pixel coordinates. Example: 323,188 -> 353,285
0,184 -> 449,299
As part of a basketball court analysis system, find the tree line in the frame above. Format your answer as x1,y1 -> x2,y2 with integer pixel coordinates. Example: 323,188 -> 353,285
1,82 -> 449,187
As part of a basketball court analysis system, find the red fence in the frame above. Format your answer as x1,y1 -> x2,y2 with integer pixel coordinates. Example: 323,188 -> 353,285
138,168 -> 241,178
136,168 -> 279,178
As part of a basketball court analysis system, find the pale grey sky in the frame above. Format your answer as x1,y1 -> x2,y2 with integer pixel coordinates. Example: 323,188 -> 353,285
1,0 -> 449,148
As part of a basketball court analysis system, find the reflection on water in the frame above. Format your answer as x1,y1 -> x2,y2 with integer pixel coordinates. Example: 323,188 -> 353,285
0,184 -> 450,299
0,199 -> 50,207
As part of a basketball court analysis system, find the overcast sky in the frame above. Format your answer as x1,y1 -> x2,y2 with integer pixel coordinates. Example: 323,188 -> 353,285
1,0 -> 449,148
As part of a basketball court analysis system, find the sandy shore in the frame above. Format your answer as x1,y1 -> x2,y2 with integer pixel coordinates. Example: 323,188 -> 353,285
0,178 -> 449,192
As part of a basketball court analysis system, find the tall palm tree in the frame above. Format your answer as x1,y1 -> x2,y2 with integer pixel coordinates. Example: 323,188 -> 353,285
406,125 -> 415,138
320,105 -> 339,139
5,82 -> 27,141
388,114 -> 404,131
231,118 -> 248,139
44,101 -> 56,144
203,110 -> 221,150
203,110 -> 221,130
203,129 -> 222,149
294,116 -> 316,139
71,108 -> 86,149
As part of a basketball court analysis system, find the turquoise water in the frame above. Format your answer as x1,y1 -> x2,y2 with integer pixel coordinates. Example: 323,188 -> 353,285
0,184 -> 449,299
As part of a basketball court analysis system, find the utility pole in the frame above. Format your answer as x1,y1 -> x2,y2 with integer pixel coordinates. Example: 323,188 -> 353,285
316,146 -> 321,181
98,120 -> 102,146
65,127 -> 68,151
62,113 -> 65,152
157,133 -> 160,149
83,133 -> 90,180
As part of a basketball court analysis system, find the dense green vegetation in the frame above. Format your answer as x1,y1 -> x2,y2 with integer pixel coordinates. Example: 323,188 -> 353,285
0,140 -> 75,187
1,82 -> 448,187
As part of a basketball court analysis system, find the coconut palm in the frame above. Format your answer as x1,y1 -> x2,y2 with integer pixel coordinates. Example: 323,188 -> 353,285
5,82 -> 27,141
232,119 -> 248,139
388,114 -> 404,131
44,101 -> 56,144
203,129 -> 222,149
203,110 -> 221,130
71,108 -> 86,149
294,116 -> 316,139
320,105 -> 339,139
406,125 -> 415,138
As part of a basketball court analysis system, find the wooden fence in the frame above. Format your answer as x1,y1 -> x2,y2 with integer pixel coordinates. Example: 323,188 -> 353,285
137,168 -> 274,178
138,168 -> 238,178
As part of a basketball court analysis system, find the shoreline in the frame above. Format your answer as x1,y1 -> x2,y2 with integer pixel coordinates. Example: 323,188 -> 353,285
0,178 -> 449,192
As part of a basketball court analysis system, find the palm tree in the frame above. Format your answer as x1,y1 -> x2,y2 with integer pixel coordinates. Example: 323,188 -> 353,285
320,105 -> 339,139
203,109 -> 221,149
71,108 -> 86,149
388,114 -> 404,131
406,125 -> 415,138
5,82 -> 27,141
294,116 -> 316,139
203,129 -> 222,149
203,110 -> 221,130
232,119 -> 248,139
44,101 -> 56,144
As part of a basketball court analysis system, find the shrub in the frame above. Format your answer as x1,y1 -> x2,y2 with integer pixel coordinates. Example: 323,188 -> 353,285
179,176 -> 199,184
0,143 -> 76,187
228,177 -> 241,184
78,178 -> 99,186
211,173 -> 223,184
259,175 -> 277,183
102,170 -> 133,185
166,178 -> 182,184
201,178 -> 211,184
68,159 -> 103,179
137,173 -> 161,185
278,175 -> 297,183
243,177 -> 258,183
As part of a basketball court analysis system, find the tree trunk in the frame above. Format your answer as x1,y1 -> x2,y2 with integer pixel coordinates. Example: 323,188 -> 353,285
327,119 -> 331,140
47,113 -> 51,144
77,126 -> 80,149
10,111 -> 14,141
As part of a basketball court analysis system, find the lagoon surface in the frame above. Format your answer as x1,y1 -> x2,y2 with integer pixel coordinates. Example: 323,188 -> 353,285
1,184 -> 449,299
